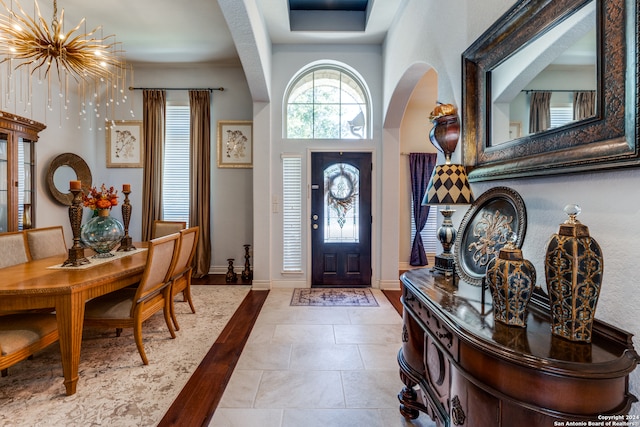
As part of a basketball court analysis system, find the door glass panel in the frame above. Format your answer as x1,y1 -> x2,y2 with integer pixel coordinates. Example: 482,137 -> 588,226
324,163 -> 359,243
0,132 -> 7,232
17,138 -> 30,229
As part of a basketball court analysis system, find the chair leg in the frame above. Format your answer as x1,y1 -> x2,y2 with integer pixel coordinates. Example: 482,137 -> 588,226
133,318 -> 149,365
1,368 -> 7,377
163,299 -> 177,339
184,282 -> 196,314
116,328 -> 123,337
170,294 -> 181,331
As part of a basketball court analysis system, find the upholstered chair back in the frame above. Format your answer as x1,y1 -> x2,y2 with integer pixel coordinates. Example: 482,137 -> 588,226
0,231 -> 30,268
152,220 -> 186,239
26,226 -> 67,260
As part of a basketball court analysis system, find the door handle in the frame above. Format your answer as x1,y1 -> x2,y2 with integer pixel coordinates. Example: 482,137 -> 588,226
312,214 -> 318,220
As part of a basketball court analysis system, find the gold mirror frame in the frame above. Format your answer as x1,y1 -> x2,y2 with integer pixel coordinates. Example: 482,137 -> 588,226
462,0 -> 638,181
46,153 -> 92,205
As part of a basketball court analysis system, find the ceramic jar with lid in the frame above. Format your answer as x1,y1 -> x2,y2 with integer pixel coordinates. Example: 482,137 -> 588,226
545,204 -> 603,343
486,232 -> 536,328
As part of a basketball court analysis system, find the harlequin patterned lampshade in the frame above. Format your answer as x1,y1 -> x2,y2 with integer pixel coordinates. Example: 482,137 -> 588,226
423,164 -> 474,206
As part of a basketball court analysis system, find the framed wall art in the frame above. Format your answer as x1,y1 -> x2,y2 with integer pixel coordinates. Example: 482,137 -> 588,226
217,120 -> 253,168
106,121 -> 144,168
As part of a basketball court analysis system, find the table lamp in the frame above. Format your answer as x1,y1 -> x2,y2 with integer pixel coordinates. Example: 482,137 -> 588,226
422,103 -> 474,276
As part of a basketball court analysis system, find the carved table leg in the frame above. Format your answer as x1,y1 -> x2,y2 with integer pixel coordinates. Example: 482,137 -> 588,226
398,348 -> 429,420
398,369 -> 420,419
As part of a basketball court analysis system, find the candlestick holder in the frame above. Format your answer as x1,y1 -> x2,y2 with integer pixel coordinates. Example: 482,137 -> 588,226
62,188 -> 90,267
118,189 -> 136,252
241,244 -> 252,282
226,258 -> 238,282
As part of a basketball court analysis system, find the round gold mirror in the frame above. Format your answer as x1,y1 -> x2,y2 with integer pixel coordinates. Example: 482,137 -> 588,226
46,153 -> 92,205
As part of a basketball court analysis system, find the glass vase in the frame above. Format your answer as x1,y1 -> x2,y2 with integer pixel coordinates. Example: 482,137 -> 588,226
81,209 -> 124,257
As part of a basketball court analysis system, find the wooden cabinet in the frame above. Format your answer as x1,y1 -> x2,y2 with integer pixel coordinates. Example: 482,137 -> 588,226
0,112 -> 45,232
398,268 -> 639,426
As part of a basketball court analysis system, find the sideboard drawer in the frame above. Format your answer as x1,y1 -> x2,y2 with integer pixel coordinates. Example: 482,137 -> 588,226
403,285 -> 458,362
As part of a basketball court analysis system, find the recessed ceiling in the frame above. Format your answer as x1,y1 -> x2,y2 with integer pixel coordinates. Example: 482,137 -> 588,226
288,0 -> 370,31
288,0 -> 369,11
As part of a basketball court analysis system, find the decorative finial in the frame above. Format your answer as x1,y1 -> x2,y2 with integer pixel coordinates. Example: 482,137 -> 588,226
563,204 -> 582,224
504,231 -> 518,249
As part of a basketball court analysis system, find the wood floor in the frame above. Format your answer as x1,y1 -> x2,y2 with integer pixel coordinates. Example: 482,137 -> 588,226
158,275 -> 404,427
158,287 -> 267,427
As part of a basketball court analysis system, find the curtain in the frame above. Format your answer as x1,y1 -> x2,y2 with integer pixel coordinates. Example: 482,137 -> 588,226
529,91 -> 551,133
574,91 -> 596,121
409,153 -> 437,266
141,90 -> 166,241
188,90 -> 212,278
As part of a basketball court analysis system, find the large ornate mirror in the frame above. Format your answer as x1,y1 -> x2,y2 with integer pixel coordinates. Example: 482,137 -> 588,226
462,0 -> 638,181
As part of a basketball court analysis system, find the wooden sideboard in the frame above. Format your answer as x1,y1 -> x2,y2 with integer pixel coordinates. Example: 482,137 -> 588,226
398,268 -> 639,426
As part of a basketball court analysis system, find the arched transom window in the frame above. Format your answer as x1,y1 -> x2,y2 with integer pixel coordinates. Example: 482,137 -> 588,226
286,66 -> 369,139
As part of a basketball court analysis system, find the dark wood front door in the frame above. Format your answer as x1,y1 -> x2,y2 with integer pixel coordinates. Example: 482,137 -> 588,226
311,152 -> 372,287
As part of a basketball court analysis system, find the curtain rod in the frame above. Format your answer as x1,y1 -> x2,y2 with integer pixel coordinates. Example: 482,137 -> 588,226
128,86 -> 224,92
522,89 -> 595,93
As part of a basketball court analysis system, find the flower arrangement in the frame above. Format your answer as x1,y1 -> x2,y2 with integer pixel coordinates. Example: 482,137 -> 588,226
83,184 -> 118,211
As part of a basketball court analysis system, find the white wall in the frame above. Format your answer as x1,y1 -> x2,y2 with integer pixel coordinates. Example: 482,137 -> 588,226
2,62 -> 253,275
383,0 -> 639,413
269,44 -> 384,287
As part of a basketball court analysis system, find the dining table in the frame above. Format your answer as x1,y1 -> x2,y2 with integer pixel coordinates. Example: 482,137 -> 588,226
0,246 -> 148,395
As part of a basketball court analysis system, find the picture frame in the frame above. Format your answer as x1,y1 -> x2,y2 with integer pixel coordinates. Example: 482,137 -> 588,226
454,186 -> 527,286
106,121 -> 144,168
217,120 -> 253,168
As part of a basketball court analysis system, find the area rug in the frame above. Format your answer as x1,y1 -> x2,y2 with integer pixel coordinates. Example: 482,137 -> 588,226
0,285 -> 249,427
290,288 -> 379,307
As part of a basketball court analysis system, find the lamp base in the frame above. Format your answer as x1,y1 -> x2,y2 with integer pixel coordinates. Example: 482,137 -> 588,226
430,207 -> 457,277
432,253 -> 454,276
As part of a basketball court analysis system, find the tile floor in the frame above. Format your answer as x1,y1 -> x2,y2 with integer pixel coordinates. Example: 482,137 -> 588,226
209,288 -> 436,427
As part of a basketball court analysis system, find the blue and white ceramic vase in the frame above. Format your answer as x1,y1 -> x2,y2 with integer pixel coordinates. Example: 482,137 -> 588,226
81,209 -> 124,257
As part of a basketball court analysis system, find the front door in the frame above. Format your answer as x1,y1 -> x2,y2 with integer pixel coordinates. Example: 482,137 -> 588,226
311,152 -> 372,287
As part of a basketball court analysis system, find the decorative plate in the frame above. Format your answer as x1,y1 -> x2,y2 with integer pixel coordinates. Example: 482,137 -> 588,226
454,186 -> 527,286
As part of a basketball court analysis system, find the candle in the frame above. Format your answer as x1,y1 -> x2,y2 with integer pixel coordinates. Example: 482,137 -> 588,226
70,180 -> 81,190
123,184 -> 131,192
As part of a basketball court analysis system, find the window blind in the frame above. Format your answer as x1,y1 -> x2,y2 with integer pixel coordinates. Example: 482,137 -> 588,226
410,201 -> 438,254
163,106 -> 190,226
550,106 -> 573,129
282,155 -> 302,271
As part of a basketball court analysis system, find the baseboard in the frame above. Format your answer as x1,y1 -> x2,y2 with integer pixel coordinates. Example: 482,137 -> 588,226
270,280 -> 307,289
250,280 -> 271,290
379,280 -> 401,290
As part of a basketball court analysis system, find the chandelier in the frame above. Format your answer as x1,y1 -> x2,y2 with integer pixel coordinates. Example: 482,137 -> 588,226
0,0 -> 133,129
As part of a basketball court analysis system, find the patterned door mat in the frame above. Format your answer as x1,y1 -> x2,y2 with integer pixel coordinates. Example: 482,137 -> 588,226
291,288 -> 379,307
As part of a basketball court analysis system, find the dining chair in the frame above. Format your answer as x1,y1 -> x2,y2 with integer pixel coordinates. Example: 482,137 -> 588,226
25,226 -> 67,260
0,231 -> 31,269
169,226 -> 200,331
152,220 -> 186,239
0,313 -> 59,377
83,233 -> 180,365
